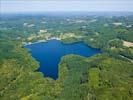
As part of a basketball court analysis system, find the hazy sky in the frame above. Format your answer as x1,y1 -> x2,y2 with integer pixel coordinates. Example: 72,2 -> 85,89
1,0 -> 133,13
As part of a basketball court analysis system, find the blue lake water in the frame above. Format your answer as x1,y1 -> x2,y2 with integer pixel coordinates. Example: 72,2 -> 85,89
25,39 -> 101,79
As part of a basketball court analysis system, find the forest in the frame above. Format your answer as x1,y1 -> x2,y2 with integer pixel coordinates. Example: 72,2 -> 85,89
0,14 -> 133,100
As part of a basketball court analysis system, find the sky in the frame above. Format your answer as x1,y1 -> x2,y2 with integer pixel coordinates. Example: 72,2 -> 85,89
1,0 -> 133,13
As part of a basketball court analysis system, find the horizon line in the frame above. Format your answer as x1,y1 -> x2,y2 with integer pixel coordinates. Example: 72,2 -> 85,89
1,11 -> 133,14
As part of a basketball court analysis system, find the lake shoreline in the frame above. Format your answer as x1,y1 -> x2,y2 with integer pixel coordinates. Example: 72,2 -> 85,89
24,39 -> 101,79
23,38 -> 61,46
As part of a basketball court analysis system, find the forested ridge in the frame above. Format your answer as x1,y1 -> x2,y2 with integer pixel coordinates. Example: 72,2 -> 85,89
0,15 -> 133,100
0,40 -> 133,99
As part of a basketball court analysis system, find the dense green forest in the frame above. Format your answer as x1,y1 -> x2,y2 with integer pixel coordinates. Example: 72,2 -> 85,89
0,14 -> 133,100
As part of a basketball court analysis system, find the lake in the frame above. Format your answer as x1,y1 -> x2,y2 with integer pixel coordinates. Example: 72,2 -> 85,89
25,39 -> 101,79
